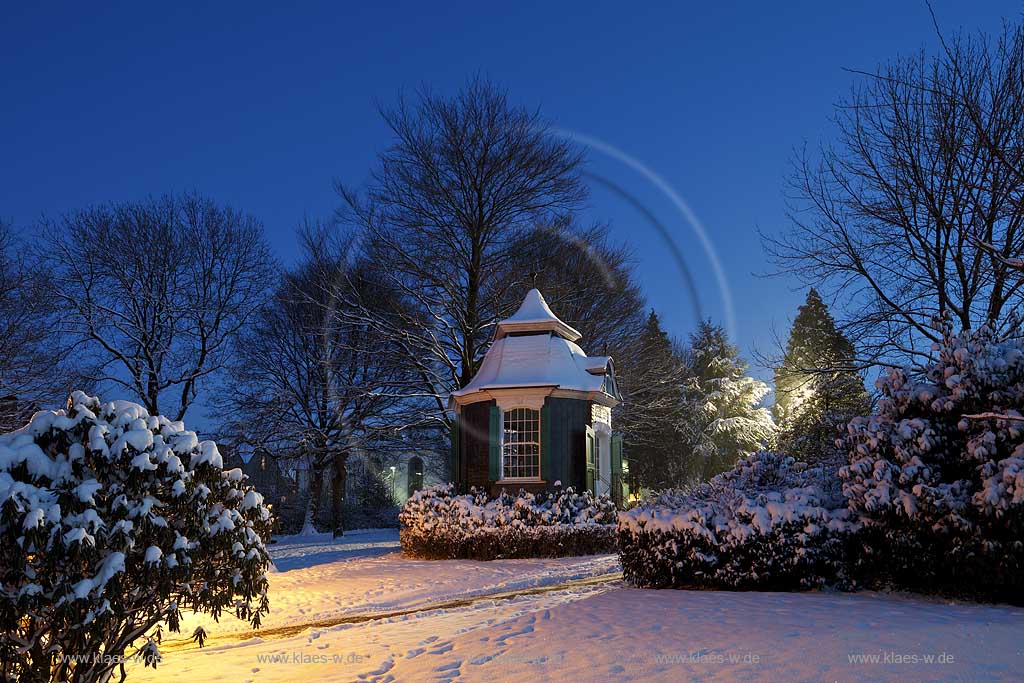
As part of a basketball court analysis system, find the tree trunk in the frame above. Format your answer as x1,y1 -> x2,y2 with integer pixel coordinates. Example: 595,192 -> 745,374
331,453 -> 347,537
301,464 -> 325,536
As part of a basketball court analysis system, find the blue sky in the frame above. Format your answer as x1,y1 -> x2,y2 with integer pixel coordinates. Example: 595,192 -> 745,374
2,1 -> 1020,407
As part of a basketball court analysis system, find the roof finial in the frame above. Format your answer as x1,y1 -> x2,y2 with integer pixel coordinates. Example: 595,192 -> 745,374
493,287 -> 582,342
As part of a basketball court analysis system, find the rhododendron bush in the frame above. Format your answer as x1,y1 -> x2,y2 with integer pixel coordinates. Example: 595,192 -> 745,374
0,393 -> 272,683
839,324 -> 1024,600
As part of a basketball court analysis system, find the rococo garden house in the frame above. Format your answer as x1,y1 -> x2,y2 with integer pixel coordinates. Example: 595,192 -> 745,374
449,289 -> 628,506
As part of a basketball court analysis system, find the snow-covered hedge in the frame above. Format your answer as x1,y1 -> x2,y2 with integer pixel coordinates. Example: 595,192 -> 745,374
399,484 -> 617,560
618,451 -> 854,589
839,324 -> 1024,601
0,392 -> 272,682
621,325 -> 1024,601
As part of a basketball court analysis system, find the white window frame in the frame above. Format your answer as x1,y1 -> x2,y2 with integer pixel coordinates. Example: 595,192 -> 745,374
500,406 -> 542,482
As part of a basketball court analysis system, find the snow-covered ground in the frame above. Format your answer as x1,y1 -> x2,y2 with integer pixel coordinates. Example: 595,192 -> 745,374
133,530 -> 1024,682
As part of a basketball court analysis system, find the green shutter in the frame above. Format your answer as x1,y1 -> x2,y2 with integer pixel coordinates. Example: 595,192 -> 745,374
585,425 -> 596,493
540,403 -> 551,482
611,433 -> 623,507
449,414 -> 460,487
488,406 -> 501,481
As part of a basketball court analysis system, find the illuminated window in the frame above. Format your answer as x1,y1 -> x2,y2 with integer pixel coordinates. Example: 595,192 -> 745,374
502,408 -> 540,479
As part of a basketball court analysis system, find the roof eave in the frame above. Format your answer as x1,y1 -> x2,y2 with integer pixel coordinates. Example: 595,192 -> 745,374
494,320 -> 582,342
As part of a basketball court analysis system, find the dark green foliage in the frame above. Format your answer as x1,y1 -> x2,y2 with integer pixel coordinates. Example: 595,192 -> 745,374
774,290 -> 870,462
351,464 -> 398,510
619,311 -> 688,491
403,524 -> 617,561
618,524 -> 850,591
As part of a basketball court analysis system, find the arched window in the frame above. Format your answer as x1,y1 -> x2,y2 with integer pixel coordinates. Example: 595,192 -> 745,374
502,408 -> 540,480
407,456 -> 424,498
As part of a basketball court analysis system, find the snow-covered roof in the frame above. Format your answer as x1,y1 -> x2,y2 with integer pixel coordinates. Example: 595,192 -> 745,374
452,334 -> 611,397
451,289 -> 617,403
494,289 -> 582,342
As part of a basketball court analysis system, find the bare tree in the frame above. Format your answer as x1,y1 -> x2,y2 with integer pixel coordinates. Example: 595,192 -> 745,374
335,79 -> 587,426
0,220 -> 69,429
217,230 -> 424,535
764,21 -> 1024,369
42,194 -> 275,421
931,14 -> 1024,187
503,221 -> 647,356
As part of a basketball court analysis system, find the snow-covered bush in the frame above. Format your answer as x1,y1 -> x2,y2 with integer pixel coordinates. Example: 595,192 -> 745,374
839,324 -> 1024,601
0,393 -> 272,683
399,484 -> 617,559
620,325 -> 1024,599
618,450 -> 854,589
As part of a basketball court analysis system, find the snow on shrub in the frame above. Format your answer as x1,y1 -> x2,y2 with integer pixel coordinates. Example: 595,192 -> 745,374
839,323 -> 1024,601
399,484 -> 617,560
0,392 -> 272,682
621,324 -> 1024,600
618,450 -> 854,590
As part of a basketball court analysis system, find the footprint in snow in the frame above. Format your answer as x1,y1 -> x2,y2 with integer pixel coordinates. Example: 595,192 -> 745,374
435,659 -> 464,682
436,660 -> 462,672
359,658 -> 394,678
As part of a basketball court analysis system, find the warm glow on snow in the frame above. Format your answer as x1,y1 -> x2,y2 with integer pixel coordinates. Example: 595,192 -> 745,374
127,530 -> 1024,683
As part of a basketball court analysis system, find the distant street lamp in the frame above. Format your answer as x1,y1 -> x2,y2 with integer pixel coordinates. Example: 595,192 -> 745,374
389,465 -> 397,499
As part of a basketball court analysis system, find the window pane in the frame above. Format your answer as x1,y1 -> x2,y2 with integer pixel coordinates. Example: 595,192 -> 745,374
502,408 -> 540,479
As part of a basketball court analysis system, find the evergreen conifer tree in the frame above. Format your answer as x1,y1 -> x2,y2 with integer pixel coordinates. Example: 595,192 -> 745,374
680,321 -> 775,482
618,311 -> 687,491
773,289 -> 870,461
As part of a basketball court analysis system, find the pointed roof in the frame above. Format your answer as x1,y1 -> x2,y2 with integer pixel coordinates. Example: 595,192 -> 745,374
450,289 -> 620,407
494,289 -> 582,342
450,333 -> 617,401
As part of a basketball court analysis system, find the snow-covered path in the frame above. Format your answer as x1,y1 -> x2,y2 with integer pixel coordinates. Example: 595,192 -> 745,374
133,530 -> 1024,682
166,529 -> 620,640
